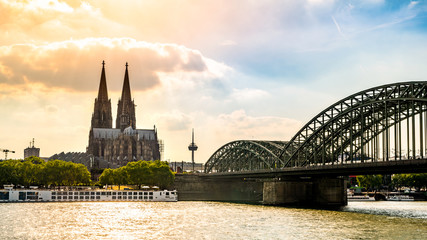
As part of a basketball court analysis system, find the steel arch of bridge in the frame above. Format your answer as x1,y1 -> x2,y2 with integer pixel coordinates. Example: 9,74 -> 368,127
205,81 -> 427,173
204,140 -> 287,173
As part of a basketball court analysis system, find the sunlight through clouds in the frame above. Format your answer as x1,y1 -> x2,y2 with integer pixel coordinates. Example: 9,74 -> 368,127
1,0 -> 427,162
0,38 -> 227,92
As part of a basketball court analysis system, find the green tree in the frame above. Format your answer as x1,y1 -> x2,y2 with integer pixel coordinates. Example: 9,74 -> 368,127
24,156 -> 44,164
412,173 -> 427,190
392,173 -> 427,191
16,160 -> 37,187
125,161 -> 152,188
356,175 -> 383,190
0,160 -> 20,186
42,160 -> 91,187
150,160 -> 175,189
99,168 -> 115,188
113,167 -> 129,190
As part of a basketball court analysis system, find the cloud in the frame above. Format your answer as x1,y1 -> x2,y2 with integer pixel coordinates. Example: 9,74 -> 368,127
0,38 -> 225,93
220,40 -> 237,46
214,110 -> 302,141
155,110 -> 192,131
149,109 -> 303,162
230,88 -> 270,102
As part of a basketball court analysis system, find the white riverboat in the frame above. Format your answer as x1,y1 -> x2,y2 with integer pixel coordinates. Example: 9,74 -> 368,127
347,189 -> 376,201
347,194 -> 376,201
0,185 -> 177,202
386,195 -> 414,201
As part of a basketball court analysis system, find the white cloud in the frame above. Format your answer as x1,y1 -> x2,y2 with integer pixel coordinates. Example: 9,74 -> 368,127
0,38 -> 230,93
220,40 -> 237,46
230,88 -> 270,102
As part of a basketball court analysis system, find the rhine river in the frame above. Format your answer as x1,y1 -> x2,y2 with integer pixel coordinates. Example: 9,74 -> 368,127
0,201 -> 426,240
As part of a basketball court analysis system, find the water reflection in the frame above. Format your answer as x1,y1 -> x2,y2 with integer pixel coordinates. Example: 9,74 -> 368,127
0,201 -> 426,239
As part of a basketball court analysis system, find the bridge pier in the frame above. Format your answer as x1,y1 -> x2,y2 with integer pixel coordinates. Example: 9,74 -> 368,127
263,177 -> 347,208
173,174 -> 263,203
173,174 -> 347,207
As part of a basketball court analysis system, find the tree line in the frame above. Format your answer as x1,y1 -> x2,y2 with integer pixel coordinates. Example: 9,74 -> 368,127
0,157 -> 175,189
356,173 -> 427,191
99,160 -> 174,189
0,157 -> 91,187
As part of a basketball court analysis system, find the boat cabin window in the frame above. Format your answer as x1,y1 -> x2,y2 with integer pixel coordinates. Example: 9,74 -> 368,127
19,192 -> 26,200
0,192 -> 9,200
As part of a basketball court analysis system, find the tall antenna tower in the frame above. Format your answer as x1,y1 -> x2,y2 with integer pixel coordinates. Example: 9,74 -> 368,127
188,129 -> 198,171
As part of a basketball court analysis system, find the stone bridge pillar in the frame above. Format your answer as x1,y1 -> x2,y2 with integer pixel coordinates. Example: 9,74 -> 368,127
173,174 -> 347,207
263,177 -> 347,208
173,174 -> 263,203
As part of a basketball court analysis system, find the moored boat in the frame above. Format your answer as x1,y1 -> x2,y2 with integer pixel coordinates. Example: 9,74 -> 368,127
0,185 -> 177,202
347,194 -> 376,201
386,195 -> 414,201
347,189 -> 376,201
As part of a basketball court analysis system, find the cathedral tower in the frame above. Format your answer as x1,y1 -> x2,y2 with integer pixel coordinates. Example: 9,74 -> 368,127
116,62 -> 136,131
87,61 -> 160,168
91,61 -> 113,129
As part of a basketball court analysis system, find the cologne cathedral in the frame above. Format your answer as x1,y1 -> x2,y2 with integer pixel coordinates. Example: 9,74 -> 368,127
86,61 -> 161,168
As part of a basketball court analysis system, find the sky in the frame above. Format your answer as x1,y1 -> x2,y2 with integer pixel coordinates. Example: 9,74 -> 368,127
1,0 -> 427,163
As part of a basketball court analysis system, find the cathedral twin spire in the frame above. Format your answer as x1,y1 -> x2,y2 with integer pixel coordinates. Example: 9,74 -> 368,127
91,61 -> 136,131
116,62 -> 136,131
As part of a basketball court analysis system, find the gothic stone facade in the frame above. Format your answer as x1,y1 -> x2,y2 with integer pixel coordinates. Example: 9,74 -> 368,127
87,61 -> 160,168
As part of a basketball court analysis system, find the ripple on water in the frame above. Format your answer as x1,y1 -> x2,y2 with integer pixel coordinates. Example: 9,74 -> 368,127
0,201 -> 426,240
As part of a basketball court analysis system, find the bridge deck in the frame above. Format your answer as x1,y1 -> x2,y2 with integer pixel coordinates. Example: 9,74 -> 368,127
203,159 -> 427,179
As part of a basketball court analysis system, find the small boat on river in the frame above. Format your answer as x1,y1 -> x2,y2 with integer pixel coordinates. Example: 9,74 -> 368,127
347,189 -> 376,201
386,195 -> 414,201
347,194 -> 376,201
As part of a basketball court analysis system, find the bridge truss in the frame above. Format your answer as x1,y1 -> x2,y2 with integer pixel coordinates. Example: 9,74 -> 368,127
205,82 -> 427,173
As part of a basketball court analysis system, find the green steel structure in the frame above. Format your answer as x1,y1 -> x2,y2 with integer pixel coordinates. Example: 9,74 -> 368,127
205,82 -> 427,173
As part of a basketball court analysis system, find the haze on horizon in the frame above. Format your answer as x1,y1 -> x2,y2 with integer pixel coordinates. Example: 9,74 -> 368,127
1,0 -> 427,163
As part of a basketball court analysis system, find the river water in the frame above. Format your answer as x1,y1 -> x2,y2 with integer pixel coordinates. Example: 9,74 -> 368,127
0,201 -> 426,240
